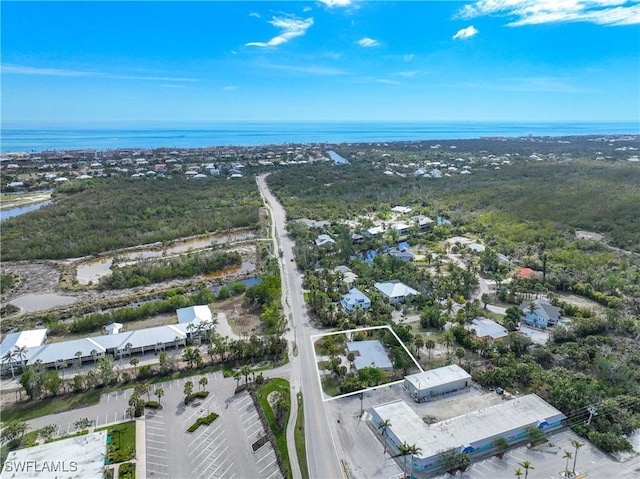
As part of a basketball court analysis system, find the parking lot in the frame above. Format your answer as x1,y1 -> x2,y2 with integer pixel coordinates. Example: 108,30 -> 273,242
325,382 -> 640,479
25,369 -> 287,479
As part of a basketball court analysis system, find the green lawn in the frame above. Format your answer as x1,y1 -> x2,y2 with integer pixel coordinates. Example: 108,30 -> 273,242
96,421 -> 136,464
1,390 -> 101,423
256,378 -> 292,478
321,376 -> 340,397
294,392 -> 309,479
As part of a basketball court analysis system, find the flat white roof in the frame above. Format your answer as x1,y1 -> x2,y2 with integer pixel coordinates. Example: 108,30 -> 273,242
176,305 -> 213,324
1,430 -> 107,479
0,329 -> 48,356
372,394 -> 566,457
405,364 -> 471,391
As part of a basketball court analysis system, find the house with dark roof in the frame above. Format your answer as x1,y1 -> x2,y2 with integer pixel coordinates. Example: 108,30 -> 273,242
519,298 -> 561,329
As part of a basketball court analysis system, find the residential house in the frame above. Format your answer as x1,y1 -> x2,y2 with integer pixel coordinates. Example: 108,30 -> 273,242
375,280 -> 419,303
519,298 -> 561,329
466,317 -> 508,340
386,242 -> 415,262
346,340 -> 393,371
351,233 -> 364,244
391,223 -> 411,236
340,288 -> 371,312
333,265 -> 358,286
415,216 -> 434,232
364,226 -> 385,237
315,234 -> 336,247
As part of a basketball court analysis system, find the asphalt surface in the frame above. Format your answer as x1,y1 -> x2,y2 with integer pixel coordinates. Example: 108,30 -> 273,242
257,174 -> 344,479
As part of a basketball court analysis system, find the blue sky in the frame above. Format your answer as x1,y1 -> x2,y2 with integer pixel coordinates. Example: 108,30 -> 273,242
2,0 -> 639,124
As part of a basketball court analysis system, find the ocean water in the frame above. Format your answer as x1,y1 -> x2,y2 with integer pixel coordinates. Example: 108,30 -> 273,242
1,121 -> 638,153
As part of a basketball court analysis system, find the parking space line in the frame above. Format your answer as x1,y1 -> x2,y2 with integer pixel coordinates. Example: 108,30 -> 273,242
195,444 -> 228,471
256,450 -> 274,463
245,420 -> 263,432
148,471 -> 169,476
147,445 -> 167,451
242,413 -> 259,424
147,453 -> 168,460
147,460 -> 168,467
147,439 -> 166,445
215,461 -> 234,479
265,469 -> 281,479
211,455 -> 231,475
259,458 -> 277,474
191,437 -> 224,464
147,425 -> 165,431
188,424 -> 218,448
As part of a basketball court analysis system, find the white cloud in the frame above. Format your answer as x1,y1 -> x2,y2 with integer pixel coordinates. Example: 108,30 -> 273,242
395,71 -> 419,78
1,64 -> 94,77
246,15 -> 314,47
319,0 -> 353,7
453,25 -> 479,40
263,62 -> 349,76
249,12 -> 261,18
376,79 -> 401,85
403,54 -> 415,62
1,64 -> 198,82
223,86 -> 239,91
358,37 -> 381,47
458,0 -> 640,26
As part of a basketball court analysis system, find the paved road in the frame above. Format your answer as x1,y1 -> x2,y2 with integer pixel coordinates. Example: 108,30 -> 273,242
257,174 -> 344,479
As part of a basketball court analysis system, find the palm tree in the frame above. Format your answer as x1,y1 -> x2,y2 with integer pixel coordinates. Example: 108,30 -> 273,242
514,468 -> 523,478
455,347 -> 466,365
154,387 -> 164,406
90,349 -> 98,364
493,437 -> 510,459
397,442 -> 422,479
241,365 -> 251,385
75,351 -> 83,368
442,331 -> 454,355
425,339 -> 436,360
519,460 -> 534,479
199,376 -> 208,392
124,342 -> 133,357
378,419 -> 392,455
233,371 -> 241,388
129,357 -> 139,376
184,380 -> 193,399
563,450 -> 572,477
571,439 -> 583,476
2,350 -> 16,378
414,335 -> 424,358
13,345 -> 28,368
137,382 -> 151,402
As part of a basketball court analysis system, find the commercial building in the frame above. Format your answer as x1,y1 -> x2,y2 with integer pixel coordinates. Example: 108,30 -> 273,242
369,394 -> 566,475
1,430 -> 107,478
1,305 -> 216,371
404,365 -> 471,402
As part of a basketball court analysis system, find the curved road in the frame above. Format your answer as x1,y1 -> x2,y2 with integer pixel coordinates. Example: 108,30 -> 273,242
257,174 -> 344,479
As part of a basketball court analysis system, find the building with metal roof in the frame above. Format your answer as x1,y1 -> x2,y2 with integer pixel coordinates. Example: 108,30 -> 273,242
404,365 -> 471,402
374,280 -> 419,303
346,340 -> 393,371
465,317 -> 508,340
370,394 -> 566,475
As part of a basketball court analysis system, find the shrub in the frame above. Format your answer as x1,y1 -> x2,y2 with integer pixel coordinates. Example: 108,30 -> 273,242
144,401 -> 161,409
186,412 -> 219,433
118,462 -> 136,479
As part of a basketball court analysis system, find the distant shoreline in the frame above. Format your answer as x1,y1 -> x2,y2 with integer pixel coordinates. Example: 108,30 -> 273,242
2,121 -> 638,153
